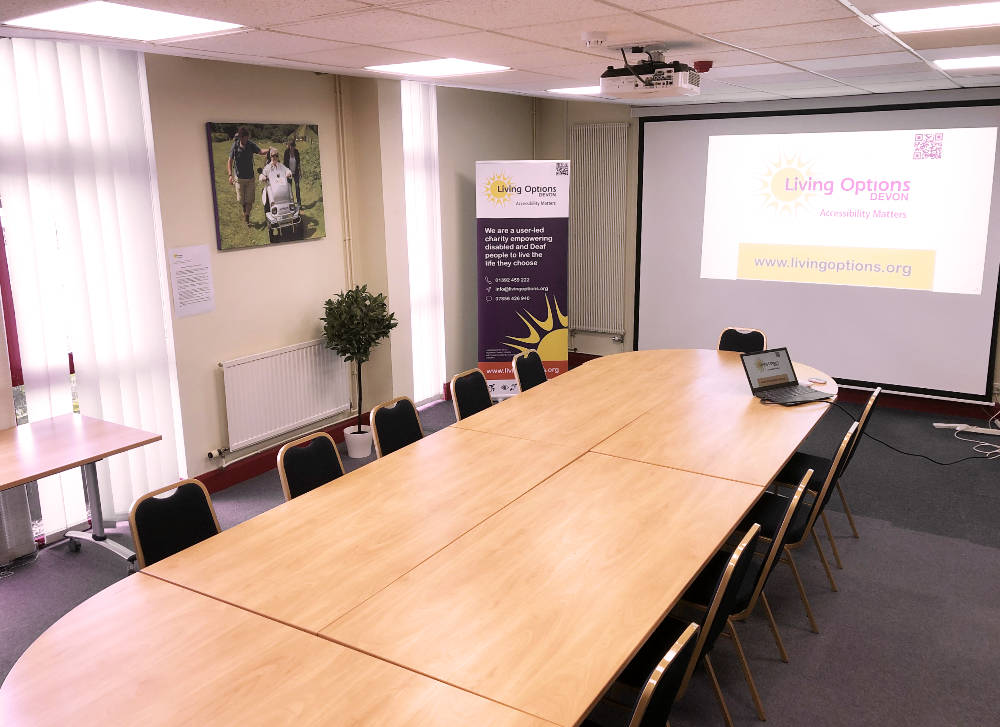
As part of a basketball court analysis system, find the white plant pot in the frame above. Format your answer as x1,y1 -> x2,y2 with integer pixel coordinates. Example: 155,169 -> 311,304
344,424 -> 373,458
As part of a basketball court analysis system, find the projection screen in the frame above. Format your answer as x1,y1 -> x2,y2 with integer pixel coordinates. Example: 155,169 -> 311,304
636,102 -> 1000,400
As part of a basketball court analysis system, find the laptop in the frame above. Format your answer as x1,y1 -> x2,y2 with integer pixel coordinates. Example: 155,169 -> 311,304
740,347 -> 833,405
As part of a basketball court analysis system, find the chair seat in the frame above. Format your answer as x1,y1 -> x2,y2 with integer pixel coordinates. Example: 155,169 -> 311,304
776,451 -> 831,488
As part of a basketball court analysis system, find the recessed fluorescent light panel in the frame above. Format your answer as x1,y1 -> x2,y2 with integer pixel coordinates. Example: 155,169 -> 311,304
365,58 -> 510,77
935,55 -> 1000,69
874,2 -> 1000,33
547,86 -> 602,95
4,2 -> 242,42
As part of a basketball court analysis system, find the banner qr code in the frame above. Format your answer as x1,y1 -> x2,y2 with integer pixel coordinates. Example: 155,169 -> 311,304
555,162 -> 569,175
913,133 -> 943,160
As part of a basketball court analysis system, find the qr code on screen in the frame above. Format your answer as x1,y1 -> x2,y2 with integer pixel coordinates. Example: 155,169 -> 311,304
913,133 -> 943,160
555,162 -> 569,175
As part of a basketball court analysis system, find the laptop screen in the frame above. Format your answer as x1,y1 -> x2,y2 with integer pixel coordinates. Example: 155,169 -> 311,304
741,348 -> 799,392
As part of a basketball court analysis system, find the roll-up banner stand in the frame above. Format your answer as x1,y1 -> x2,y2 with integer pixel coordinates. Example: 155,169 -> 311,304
476,160 -> 570,398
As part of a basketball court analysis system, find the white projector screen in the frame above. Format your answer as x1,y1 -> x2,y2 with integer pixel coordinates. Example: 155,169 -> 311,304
637,103 -> 1000,400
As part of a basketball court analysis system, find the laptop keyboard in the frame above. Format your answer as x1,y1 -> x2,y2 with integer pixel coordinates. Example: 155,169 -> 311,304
763,385 -> 830,402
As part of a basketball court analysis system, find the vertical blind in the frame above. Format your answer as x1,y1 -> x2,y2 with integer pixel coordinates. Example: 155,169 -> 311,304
0,39 -> 185,533
400,80 -> 446,403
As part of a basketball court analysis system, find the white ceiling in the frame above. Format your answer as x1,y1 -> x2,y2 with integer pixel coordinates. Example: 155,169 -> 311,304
3,0 -> 1000,104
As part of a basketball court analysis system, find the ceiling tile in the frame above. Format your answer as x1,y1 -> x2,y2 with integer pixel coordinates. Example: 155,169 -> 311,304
646,0 -> 855,35
383,31 -> 584,62
275,7 -> 472,44
502,50 -> 615,72
853,78 -> 958,92
279,44 -> 434,67
503,13 -> 709,52
761,36 -> 901,61
693,48 -> 778,66
709,18 -> 879,48
466,70 -> 579,89
115,0 -> 365,26
161,30 -> 344,55
400,0 -> 614,31
954,73 -> 1000,85
707,62 -> 810,79
919,43 -> 1000,60
781,86 -> 868,98
900,26 -> 1000,50
793,50 -> 915,71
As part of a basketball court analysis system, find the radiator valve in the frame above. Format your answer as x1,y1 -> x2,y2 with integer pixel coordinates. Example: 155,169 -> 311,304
207,447 -> 228,460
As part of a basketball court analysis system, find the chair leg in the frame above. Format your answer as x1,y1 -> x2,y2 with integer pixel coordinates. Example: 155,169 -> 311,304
760,592 -> 789,663
821,511 -> 844,570
837,482 -> 860,539
811,528 -> 839,592
782,548 -> 819,633
727,619 -> 766,721
703,655 -> 735,727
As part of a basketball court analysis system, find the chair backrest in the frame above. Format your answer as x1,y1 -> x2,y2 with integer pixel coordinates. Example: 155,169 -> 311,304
277,431 -> 344,501
512,350 -> 547,392
450,368 -> 493,421
129,479 -> 220,569
681,524 -> 760,689
840,387 -> 880,475
371,396 -> 424,458
788,422 -> 857,547
718,327 -> 767,354
734,471 -> 812,619
632,622 -> 700,727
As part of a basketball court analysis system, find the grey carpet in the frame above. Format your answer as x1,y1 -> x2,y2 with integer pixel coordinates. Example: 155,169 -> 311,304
2,398 -> 999,727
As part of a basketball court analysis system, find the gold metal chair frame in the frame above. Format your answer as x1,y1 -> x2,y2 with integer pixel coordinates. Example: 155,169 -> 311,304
628,621 -> 699,727
276,431 -> 344,502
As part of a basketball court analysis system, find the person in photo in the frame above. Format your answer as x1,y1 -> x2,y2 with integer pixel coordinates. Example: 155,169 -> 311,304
227,126 -> 268,226
283,139 -> 302,207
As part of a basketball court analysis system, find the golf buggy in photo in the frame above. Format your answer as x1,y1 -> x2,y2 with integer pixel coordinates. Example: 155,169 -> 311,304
258,164 -> 303,242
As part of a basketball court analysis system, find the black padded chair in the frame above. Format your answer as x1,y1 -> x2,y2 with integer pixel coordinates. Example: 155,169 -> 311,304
718,327 -> 767,354
742,423 -> 857,634
371,396 -> 424,458
128,479 -> 220,569
679,472 -> 813,719
277,431 -> 344,501
512,350 -> 547,392
776,387 -> 881,551
612,525 -> 762,727
450,368 -> 493,421
582,622 -> 699,727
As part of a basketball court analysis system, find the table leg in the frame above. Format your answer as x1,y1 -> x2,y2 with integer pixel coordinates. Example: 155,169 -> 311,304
65,461 -> 136,564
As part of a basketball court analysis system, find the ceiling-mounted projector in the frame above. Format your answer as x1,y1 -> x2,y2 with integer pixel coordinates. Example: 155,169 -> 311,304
600,47 -> 701,99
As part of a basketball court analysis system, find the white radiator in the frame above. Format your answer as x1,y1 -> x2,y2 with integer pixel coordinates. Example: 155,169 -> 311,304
569,122 -> 628,335
221,340 -> 351,451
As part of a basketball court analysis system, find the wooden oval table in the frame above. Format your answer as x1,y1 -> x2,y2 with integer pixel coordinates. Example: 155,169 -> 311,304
1,350 -> 836,726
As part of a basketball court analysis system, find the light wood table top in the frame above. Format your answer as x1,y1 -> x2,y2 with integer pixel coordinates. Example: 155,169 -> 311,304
144,425 -> 584,632
0,574 -> 554,727
324,452 -> 764,727
0,414 -> 161,492
592,353 -> 836,486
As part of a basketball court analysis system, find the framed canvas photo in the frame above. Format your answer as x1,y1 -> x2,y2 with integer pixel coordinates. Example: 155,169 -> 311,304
206,122 -> 326,250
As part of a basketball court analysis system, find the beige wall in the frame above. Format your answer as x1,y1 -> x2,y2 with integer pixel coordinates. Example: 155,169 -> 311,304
436,87 -> 534,378
145,55 -> 350,477
534,99 -> 639,355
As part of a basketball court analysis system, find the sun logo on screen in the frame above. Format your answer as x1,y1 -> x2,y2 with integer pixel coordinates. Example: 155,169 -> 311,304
504,294 -> 568,361
759,155 -> 815,214
483,173 -> 515,206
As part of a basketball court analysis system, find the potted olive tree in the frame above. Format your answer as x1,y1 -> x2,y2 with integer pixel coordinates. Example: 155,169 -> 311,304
322,285 -> 398,458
